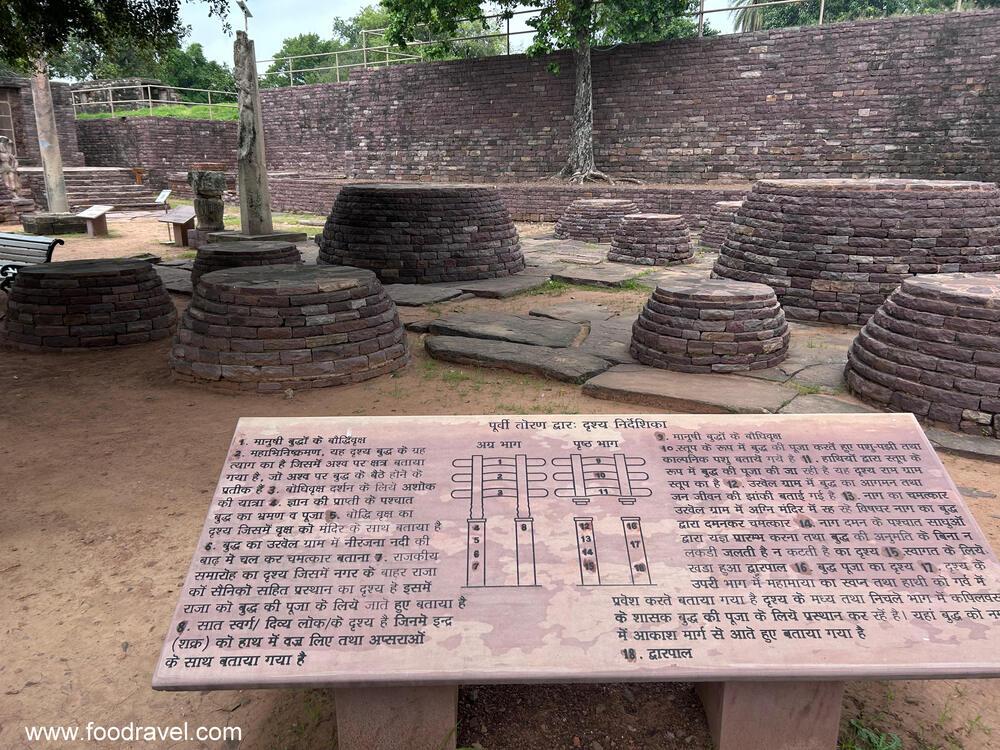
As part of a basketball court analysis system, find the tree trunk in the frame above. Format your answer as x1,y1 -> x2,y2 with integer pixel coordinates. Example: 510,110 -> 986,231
560,9 -> 611,183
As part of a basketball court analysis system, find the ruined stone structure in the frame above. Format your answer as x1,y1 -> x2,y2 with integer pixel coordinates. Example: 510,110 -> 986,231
607,213 -> 693,266
2,259 -> 176,350
713,179 -> 1000,325
191,241 -> 302,286
554,199 -> 639,242
318,184 -> 524,284
700,201 -> 743,250
630,279 -> 789,373
21,213 -> 87,234
170,265 -> 409,391
188,169 -> 227,232
845,273 -> 1000,438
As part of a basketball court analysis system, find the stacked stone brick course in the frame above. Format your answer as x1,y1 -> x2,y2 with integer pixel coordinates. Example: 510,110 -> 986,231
607,213 -> 693,266
170,264 -> 409,392
2,259 -> 176,350
554,199 -> 639,242
191,241 -> 302,286
318,184 -> 523,284
700,201 -> 743,250
845,273 -> 1000,437
713,179 -> 1000,325
630,279 -> 789,373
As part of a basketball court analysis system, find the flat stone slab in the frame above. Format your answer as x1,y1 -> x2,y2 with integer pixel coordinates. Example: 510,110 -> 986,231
153,413 -> 1000,691
385,284 -> 465,307
551,265 -> 647,288
578,316 -> 638,364
456,273 -> 551,299
429,312 -> 584,348
778,394 -> 879,414
529,302 -> 617,324
154,265 -> 193,295
582,364 -> 799,413
206,230 -> 310,243
788,363 -> 847,391
927,426 -> 1000,464
424,335 -> 610,383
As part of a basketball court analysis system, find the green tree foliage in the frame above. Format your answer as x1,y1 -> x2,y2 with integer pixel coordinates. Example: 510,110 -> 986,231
732,0 -> 997,32
0,0 -> 229,70
380,0 -> 693,181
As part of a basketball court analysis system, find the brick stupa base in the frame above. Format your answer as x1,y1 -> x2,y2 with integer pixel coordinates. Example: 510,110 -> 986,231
170,264 -> 409,392
845,273 -> 1000,437
2,259 -> 176,351
191,241 -> 302,287
606,213 -> 693,266
630,279 -> 789,373
700,200 -> 743,250
554,198 -> 639,242
318,184 -> 523,284
713,179 -> 1000,324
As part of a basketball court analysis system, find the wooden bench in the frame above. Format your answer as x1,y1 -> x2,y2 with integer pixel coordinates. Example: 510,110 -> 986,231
153,413 -> 1000,750
0,232 -> 63,292
76,204 -> 113,237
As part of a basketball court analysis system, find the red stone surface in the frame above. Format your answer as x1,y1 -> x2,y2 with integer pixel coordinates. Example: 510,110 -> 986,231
153,413 -> 1000,691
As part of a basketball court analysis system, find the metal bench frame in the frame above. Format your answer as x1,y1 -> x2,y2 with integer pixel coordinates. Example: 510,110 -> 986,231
0,233 -> 64,292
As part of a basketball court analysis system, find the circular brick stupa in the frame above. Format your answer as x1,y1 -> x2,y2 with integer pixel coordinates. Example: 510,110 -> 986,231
713,179 -> 1000,324
554,199 -> 639,242
700,200 -> 743,250
2,259 -> 176,351
191,241 -> 302,286
630,279 -> 789,373
845,273 -> 1000,437
318,184 -> 524,284
607,213 -> 693,266
170,265 -> 409,392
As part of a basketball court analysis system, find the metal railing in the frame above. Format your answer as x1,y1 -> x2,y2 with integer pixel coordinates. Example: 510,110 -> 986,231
71,83 -> 238,119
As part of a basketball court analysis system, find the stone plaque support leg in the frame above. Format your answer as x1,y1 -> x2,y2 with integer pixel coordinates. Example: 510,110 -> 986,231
334,685 -> 458,750
696,680 -> 844,750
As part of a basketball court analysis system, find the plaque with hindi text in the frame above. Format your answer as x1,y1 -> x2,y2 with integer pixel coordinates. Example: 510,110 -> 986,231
153,413 -> 1000,690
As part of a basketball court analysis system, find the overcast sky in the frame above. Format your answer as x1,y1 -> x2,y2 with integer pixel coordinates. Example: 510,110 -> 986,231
181,0 -> 737,66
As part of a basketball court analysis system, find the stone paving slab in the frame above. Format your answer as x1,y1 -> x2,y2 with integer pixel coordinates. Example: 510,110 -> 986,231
926,427 -> 1000,464
529,301 -> 618,324
777,394 -> 879,414
155,265 -> 193,295
456,273 -> 551,298
578,317 -> 638,364
429,312 -> 584,348
582,364 -> 798,413
385,284 -> 466,307
424,335 -> 610,384
550,265 -> 648,288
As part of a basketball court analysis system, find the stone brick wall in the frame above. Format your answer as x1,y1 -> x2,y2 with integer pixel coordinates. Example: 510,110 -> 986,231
76,11 -> 1000,195
76,117 -> 237,188
0,78 -> 85,167
257,10 -> 1000,184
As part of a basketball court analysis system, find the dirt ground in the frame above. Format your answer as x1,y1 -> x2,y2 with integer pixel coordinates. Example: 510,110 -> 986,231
1,214 -> 999,750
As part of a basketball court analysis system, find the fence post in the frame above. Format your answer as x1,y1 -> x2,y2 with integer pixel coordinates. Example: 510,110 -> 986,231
507,17 -> 511,55
336,51 -> 341,82
208,90 -> 213,120
698,0 -> 705,36
147,84 -> 153,115
289,57 -> 294,86
819,0 -> 826,24
109,88 -> 114,116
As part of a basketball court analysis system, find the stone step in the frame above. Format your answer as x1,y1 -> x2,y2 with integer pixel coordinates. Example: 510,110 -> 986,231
424,335 -> 611,384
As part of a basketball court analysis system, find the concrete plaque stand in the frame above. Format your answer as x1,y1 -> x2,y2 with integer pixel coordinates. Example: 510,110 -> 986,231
697,681 -> 844,750
335,686 -> 458,750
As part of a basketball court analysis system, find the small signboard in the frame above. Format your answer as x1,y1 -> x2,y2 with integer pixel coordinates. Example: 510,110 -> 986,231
77,204 -> 112,219
157,206 -> 196,224
155,189 -> 172,205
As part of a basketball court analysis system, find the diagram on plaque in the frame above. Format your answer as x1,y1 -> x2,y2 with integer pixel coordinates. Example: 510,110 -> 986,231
452,454 -> 548,587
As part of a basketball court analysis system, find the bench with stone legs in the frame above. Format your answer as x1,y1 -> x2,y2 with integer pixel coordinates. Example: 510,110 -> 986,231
153,413 -> 1000,750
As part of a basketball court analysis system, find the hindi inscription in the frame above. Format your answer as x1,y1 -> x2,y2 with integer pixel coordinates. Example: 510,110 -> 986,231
153,413 -> 1000,690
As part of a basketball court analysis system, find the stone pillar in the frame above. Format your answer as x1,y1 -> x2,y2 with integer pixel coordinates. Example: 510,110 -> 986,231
188,170 -> 226,231
29,59 -> 68,214
233,31 -> 272,236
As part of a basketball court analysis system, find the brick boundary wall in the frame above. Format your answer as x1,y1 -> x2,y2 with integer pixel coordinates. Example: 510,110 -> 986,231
76,117 -> 237,188
0,78 -> 85,168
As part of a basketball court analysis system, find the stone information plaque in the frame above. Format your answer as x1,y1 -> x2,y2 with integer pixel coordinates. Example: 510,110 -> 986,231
154,413 -> 1000,690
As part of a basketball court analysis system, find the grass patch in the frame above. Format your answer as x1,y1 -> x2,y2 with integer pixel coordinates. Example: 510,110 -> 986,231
77,104 -> 238,121
839,718 -> 901,750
